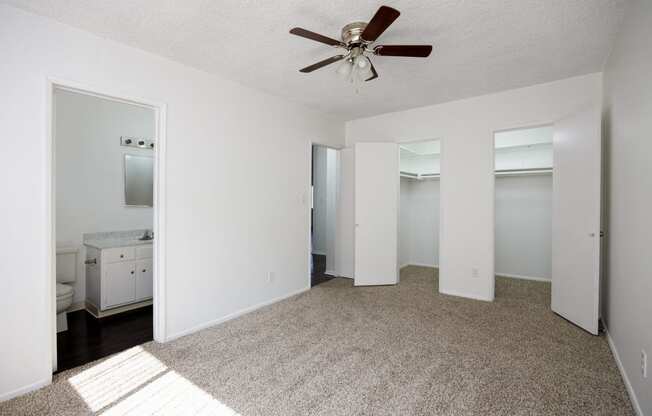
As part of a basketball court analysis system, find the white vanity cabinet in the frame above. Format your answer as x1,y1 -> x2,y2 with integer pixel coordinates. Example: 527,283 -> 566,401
85,243 -> 153,315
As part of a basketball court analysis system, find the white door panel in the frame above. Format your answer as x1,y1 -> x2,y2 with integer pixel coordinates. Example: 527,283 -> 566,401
136,258 -> 153,300
551,105 -> 602,334
354,142 -> 399,286
104,262 -> 136,308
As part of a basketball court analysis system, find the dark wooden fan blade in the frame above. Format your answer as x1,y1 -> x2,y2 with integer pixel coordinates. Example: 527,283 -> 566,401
374,45 -> 433,57
366,61 -> 379,81
290,28 -> 344,47
361,6 -> 400,42
299,55 -> 345,73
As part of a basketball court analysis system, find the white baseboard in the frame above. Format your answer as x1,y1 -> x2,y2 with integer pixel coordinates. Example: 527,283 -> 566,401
495,272 -> 550,282
400,263 -> 438,269
0,377 -> 50,403
604,327 -> 643,416
325,269 -> 337,276
68,301 -> 85,313
164,286 -> 310,342
439,288 -> 493,302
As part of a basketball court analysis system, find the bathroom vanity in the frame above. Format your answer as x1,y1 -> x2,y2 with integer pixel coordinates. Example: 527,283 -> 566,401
84,231 -> 153,317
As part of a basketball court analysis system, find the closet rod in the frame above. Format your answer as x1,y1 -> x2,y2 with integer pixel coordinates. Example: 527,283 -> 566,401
495,168 -> 552,177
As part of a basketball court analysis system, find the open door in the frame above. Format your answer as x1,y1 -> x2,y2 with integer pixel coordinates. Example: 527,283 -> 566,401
551,105 -> 602,334
354,142 -> 399,286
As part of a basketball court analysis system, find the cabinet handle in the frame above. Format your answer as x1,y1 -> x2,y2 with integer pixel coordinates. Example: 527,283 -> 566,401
120,254 -> 124,258
130,270 -> 135,275
142,269 -> 147,273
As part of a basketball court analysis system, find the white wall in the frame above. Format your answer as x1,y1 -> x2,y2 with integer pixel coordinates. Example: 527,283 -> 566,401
400,178 -> 440,268
325,148 -> 338,274
335,148 -> 354,278
0,5 -> 344,401
400,152 -> 441,175
346,73 -> 602,302
495,175 -> 552,280
602,0 -> 652,413
55,89 -> 155,304
495,143 -> 553,171
311,146 -> 327,255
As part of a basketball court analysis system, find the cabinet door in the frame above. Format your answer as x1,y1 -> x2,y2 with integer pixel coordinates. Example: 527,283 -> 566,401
104,262 -> 136,308
135,258 -> 153,301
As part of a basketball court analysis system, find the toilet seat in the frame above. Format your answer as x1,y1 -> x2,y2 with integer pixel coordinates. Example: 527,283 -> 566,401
56,283 -> 74,313
56,282 -> 73,299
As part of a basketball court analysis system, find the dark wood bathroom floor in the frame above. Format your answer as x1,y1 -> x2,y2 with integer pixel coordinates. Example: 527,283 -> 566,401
56,306 -> 153,373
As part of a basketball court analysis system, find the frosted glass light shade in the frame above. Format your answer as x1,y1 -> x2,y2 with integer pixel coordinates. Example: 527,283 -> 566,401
336,60 -> 353,77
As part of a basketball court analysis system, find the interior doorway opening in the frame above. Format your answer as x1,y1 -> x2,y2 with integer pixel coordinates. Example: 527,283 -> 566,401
399,139 -> 441,283
310,144 -> 339,287
49,82 -> 166,373
493,125 -> 553,302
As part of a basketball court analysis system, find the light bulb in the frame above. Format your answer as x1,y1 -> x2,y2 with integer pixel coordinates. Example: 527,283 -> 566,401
336,60 -> 353,78
360,65 -> 373,81
355,55 -> 369,69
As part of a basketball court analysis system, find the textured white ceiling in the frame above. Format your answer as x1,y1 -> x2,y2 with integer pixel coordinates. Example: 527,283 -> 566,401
6,0 -> 625,119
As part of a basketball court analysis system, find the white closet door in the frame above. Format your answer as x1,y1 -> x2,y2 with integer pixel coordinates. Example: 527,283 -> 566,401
354,142 -> 399,286
551,105 -> 602,335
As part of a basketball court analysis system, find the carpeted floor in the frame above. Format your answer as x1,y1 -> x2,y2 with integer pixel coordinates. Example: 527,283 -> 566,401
0,267 -> 633,415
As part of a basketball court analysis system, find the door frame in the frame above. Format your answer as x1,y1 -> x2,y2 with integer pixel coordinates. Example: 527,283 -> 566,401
307,141 -> 342,288
396,138 -> 442,272
46,78 -> 168,373
491,123 -> 555,293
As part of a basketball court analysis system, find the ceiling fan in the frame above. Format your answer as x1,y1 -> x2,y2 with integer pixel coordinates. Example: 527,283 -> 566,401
290,5 -> 432,83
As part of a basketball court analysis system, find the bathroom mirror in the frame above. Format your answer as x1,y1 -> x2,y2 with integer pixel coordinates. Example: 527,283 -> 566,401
124,154 -> 154,207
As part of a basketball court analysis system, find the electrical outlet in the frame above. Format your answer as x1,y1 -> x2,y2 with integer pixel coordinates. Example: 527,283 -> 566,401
268,271 -> 275,284
642,350 -> 648,379
472,268 -> 479,278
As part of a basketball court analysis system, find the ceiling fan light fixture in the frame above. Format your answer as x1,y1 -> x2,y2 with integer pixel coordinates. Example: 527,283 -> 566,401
290,5 -> 433,85
355,55 -> 369,69
336,59 -> 353,78
359,60 -> 374,80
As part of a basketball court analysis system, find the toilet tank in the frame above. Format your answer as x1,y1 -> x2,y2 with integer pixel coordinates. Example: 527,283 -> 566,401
56,246 -> 79,283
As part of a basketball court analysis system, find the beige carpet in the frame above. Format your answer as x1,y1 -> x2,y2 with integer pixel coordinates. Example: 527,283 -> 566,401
0,267 -> 633,415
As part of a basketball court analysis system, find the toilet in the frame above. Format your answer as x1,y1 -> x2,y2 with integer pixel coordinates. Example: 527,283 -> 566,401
56,247 -> 78,332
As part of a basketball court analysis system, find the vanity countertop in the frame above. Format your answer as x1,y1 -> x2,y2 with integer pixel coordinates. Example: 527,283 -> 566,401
83,230 -> 153,250
84,238 -> 153,250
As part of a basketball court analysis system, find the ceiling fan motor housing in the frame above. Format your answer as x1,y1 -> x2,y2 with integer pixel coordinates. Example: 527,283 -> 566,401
341,22 -> 368,46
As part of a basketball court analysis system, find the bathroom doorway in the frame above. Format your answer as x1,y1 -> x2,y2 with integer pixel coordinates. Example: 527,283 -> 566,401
48,81 -> 167,373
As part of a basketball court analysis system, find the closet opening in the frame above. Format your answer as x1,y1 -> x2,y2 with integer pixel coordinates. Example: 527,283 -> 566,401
399,139 -> 441,285
493,125 -> 553,301
310,144 -> 339,287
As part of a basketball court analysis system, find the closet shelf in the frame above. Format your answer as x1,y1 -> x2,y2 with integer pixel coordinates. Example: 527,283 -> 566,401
400,167 -> 552,180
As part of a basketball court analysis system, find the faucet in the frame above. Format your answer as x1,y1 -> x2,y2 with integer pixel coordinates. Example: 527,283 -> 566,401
139,229 -> 154,241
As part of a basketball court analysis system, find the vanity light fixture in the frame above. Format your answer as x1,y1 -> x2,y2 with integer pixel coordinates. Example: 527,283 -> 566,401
120,136 -> 155,150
